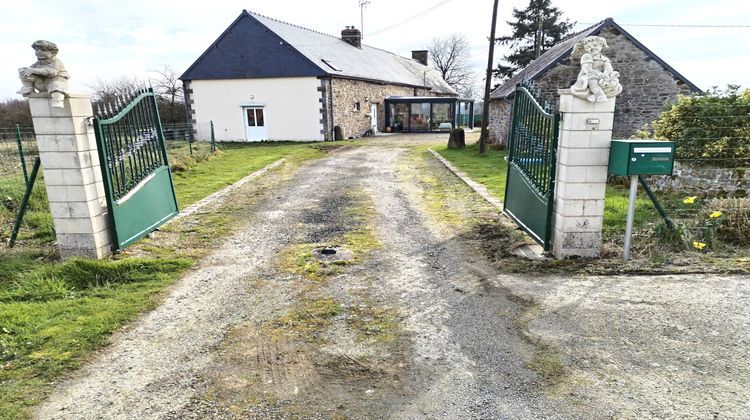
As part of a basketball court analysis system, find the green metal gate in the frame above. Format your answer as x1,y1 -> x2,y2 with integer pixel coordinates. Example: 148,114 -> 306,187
503,81 -> 560,251
93,87 -> 179,251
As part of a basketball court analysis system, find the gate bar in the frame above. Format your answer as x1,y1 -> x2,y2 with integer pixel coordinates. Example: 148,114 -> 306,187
9,157 -> 41,247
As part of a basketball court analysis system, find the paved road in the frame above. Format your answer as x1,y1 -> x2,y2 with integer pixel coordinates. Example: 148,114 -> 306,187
36,144 -> 567,419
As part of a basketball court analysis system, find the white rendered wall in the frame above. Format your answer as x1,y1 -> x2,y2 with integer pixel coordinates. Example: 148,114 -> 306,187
190,78 -> 324,141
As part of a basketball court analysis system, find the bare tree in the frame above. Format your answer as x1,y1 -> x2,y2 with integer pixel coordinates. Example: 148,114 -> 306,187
149,65 -> 185,124
428,33 -> 475,97
86,67 -> 186,124
87,76 -> 144,108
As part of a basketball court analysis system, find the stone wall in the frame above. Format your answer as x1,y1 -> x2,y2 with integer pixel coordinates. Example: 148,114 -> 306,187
487,99 -> 512,145
489,26 -> 697,144
318,78 -> 333,141
645,162 -> 749,198
330,78 -> 433,139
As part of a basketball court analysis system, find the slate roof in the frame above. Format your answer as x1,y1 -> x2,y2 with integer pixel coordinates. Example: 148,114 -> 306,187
181,10 -> 456,95
490,18 -> 701,99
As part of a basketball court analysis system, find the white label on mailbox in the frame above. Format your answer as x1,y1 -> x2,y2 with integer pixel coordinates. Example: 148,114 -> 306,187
633,147 -> 672,153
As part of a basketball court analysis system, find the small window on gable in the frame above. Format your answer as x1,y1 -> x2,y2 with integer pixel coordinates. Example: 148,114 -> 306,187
354,101 -> 361,112
321,59 -> 342,72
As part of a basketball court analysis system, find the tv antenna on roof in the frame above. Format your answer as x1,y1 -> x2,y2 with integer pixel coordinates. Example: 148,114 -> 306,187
359,0 -> 371,38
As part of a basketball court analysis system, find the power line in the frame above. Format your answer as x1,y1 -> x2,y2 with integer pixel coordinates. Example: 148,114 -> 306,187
367,0 -> 456,37
576,22 -> 750,28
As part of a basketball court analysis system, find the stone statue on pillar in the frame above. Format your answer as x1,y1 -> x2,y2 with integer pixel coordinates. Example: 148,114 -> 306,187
17,40 -> 70,108
570,36 -> 623,103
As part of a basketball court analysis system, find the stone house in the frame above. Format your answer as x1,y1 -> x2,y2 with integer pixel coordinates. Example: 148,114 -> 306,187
488,18 -> 701,146
180,10 -> 473,142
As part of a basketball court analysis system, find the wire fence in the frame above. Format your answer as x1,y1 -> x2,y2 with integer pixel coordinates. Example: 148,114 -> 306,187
604,147 -> 749,252
0,120 -> 222,246
164,121 -> 218,172
0,126 -> 51,245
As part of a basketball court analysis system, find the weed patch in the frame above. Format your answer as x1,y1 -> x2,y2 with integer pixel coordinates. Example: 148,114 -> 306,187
272,296 -> 342,342
346,300 -> 399,343
278,189 -> 380,281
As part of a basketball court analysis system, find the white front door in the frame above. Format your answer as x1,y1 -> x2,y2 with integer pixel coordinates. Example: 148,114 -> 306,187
243,107 -> 268,141
370,104 -> 378,133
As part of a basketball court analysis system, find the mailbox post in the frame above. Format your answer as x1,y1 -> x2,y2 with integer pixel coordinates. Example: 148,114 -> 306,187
608,140 -> 676,260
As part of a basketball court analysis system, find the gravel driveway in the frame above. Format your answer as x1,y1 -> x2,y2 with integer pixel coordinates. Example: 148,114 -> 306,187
35,137 -> 750,419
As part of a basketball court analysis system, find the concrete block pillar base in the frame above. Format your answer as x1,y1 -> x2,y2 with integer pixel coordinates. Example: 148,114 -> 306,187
29,93 -> 113,259
552,89 -> 616,258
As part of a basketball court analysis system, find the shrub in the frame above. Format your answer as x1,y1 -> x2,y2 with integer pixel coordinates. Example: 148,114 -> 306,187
635,86 -> 750,168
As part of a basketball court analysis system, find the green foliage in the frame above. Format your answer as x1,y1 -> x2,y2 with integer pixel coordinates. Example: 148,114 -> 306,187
493,0 -> 574,82
636,86 -> 750,168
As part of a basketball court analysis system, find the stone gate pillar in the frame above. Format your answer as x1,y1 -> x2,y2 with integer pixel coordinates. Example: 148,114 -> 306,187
29,93 -> 113,259
551,90 -> 615,258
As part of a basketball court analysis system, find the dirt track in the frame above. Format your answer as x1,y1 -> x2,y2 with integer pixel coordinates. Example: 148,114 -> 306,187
36,137 -> 750,419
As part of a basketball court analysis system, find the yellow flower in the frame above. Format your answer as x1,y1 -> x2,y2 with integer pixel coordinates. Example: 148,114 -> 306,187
683,196 -> 698,204
709,211 -> 723,218
693,241 -> 706,250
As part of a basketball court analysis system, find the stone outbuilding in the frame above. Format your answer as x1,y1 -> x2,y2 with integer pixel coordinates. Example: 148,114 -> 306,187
180,10 -> 474,142
488,18 -> 701,146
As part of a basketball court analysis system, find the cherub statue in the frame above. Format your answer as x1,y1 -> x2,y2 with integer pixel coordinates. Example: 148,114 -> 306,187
570,36 -> 622,103
17,40 -> 70,108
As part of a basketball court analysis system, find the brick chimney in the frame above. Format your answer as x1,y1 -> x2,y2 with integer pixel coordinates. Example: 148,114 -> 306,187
412,50 -> 428,66
341,26 -> 362,48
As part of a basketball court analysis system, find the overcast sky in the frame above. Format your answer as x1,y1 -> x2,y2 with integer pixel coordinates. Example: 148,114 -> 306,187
2,0 -> 749,100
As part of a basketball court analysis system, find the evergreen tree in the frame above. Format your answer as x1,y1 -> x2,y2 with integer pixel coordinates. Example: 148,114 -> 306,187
493,0 -> 574,82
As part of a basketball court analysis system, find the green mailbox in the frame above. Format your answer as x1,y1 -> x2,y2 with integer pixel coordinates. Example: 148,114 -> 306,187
608,139 -> 676,176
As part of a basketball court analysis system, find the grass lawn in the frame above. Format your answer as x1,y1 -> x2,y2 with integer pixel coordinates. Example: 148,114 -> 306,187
434,143 -> 509,198
0,141 -> 326,418
170,141 -> 326,207
603,184 -> 661,232
0,255 -> 192,419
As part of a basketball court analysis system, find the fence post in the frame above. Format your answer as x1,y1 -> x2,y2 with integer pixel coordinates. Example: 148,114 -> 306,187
14,124 -> 29,184
210,120 -> 216,153
551,90 -> 616,258
28,93 -> 114,259
187,131 -> 193,156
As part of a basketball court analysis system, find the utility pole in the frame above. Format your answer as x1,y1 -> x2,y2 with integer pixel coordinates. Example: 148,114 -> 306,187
479,0 -> 500,154
359,0 -> 371,37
